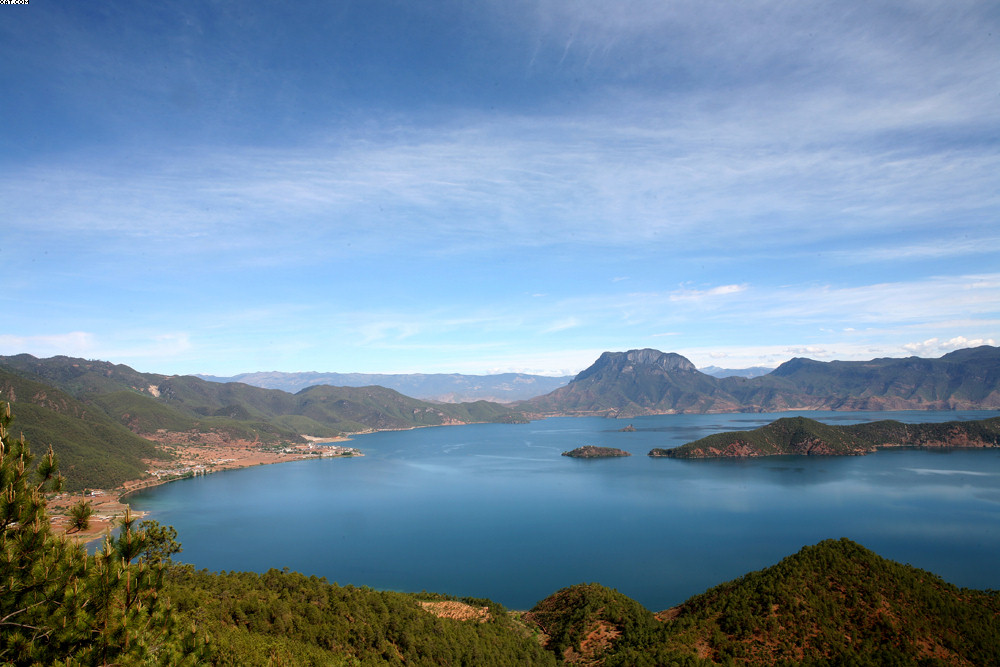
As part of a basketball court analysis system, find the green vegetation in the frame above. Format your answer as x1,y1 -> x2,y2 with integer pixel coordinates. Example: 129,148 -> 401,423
0,368 -> 169,491
166,569 -> 556,666
652,415 -> 1000,458
4,379 -> 1000,664
653,538 -> 1000,665
0,402 -> 206,665
0,355 -> 527,492
525,539 -> 1000,666
67,498 -> 94,532
526,582 -> 666,661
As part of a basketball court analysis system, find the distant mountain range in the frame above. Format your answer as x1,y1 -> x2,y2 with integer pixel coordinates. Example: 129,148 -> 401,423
2,346 -> 999,490
195,371 -> 572,403
699,364 -> 774,379
523,346 -> 1000,417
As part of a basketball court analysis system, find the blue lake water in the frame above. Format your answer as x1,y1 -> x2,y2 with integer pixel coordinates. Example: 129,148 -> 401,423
128,410 -> 1000,610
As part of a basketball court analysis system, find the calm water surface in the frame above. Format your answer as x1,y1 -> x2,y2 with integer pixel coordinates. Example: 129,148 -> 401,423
129,410 -> 1000,610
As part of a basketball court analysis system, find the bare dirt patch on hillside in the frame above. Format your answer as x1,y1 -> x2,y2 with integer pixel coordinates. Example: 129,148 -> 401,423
418,601 -> 491,622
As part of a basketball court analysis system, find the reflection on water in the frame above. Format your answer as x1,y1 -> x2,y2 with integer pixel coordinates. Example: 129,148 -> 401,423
129,410 -> 1000,610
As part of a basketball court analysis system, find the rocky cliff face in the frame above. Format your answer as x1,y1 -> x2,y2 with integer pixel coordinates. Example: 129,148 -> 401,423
526,349 -> 738,417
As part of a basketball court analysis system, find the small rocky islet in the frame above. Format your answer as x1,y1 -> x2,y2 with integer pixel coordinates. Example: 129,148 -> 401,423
561,445 -> 632,458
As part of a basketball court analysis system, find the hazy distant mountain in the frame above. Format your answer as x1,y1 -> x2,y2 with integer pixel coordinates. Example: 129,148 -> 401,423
196,371 -> 572,403
699,364 -> 774,379
524,346 -> 1000,417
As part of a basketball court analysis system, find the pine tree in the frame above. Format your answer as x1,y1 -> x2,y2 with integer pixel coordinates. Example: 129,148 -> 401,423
0,401 -> 208,664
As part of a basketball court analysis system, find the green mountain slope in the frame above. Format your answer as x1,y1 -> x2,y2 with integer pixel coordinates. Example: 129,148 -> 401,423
526,538 -> 1000,666
651,538 -> 1000,665
524,346 -> 1000,416
166,569 -> 556,666
652,415 -> 1000,458
0,369 -> 168,491
0,355 -> 526,489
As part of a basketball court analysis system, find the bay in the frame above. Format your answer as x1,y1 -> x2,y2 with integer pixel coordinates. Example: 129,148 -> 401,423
128,410 -> 1000,610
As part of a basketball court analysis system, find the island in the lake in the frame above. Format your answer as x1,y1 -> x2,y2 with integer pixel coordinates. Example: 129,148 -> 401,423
562,445 -> 632,458
650,415 -> 1000,458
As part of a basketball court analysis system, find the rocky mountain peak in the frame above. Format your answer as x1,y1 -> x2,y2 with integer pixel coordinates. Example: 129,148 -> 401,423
573,349 -> 699,383
625,348 -> 698,372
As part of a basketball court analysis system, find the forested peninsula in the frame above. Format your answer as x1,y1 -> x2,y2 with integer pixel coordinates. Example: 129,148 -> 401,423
651,415 -> 1000,458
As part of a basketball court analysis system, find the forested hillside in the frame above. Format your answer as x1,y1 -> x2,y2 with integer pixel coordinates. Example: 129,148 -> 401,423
0,355 -> 525,490
652,415 -> 1000,458
0,368 -> 169,490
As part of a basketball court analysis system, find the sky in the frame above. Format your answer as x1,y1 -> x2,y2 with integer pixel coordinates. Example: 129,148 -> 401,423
2,1 -> 999,377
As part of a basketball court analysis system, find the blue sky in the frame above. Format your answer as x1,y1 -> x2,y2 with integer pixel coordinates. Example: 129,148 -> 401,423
2,1 -> 998,377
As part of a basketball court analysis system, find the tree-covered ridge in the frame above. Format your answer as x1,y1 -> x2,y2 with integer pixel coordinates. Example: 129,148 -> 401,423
524,346 -> 1000,416
0,354 -> 525,436
653,538 -> 1000,665
166,569 -> 556,666
0,355 -> 526,491
0,368 -> 170,491
525,539 -> 1000,666
651,415 -> 1000,458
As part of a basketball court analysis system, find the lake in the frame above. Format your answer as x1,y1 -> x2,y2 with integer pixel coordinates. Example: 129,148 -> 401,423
129,410 -> 1000,610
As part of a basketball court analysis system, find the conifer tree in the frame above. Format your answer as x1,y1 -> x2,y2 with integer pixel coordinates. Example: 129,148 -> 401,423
0,401 -> 207,664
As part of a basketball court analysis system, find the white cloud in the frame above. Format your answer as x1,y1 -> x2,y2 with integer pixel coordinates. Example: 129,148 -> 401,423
0,332 -> 96,358
669,284 -> 748,302
902,336 -> 997,357
0,331 -> 192,367
541,317 -> 581,334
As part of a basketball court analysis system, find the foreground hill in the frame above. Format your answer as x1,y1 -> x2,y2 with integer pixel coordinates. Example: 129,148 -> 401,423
652,415 -> 1000,458
0,355 -> 525,490
198,370 -> 573,403
525,538 -> 1000,665
524,346 -> 1000,417
159,537 -> 1000,666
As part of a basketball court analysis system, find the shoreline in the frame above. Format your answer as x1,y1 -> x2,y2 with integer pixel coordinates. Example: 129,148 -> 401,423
45,418 -> 518,545
48,435 -> 363,544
